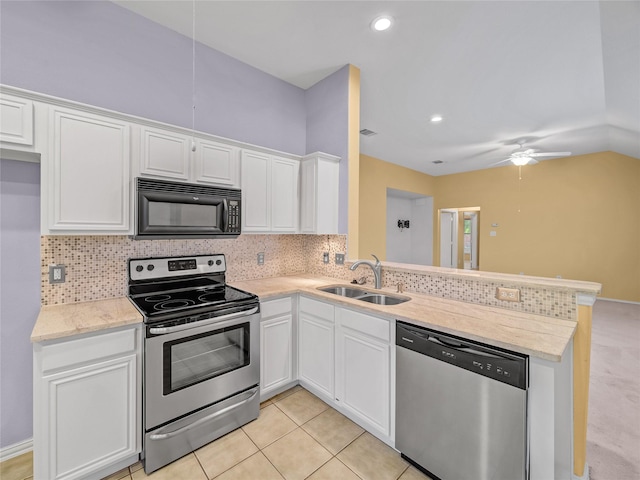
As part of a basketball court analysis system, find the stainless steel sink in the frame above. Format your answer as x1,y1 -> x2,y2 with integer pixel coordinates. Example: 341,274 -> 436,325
317,285 -> 368,297
357,294 -> 409,306
317,285 -> 410,305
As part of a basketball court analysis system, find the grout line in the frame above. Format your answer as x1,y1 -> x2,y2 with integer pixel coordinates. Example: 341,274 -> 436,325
191,451 -> 209,479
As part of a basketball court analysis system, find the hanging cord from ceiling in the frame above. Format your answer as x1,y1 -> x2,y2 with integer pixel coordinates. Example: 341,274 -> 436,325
517,165 -> 522,213
191,0 -> 197,152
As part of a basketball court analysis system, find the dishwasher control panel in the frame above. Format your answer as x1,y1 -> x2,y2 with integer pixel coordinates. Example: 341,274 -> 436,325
396,321 -> 528,389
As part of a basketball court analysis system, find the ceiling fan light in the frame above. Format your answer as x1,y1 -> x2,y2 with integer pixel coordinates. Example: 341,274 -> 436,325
511,157 -> 531,166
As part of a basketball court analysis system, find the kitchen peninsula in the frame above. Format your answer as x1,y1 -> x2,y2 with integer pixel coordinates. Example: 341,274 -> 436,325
32,266 -> 600,480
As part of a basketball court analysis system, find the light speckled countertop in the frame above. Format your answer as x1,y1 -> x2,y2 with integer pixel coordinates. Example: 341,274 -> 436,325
32,274 -> 577,361
232,274 -> 577,362
31,297 -> 142,343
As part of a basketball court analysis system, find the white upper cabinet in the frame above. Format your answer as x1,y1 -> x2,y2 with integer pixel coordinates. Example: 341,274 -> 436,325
194,139 -> 240,186
139,126 -> 190,180
241,150 -> 299,233
136,126 -> 240,187
0,93 -> 34,146
271,156 -> 299,232
46,106 -> 131,233
300,152 -> 340,234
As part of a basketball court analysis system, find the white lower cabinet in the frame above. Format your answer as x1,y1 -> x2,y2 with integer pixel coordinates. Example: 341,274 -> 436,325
298,296 -> 335,400
335,307 -> 391,439
260,297 -> 295,400
33,326 -> 141,480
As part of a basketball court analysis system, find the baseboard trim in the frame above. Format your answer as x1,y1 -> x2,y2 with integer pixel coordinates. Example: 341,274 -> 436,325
0,438 -> 33,462
573,462 -> 590,480
596,297 -> 640,306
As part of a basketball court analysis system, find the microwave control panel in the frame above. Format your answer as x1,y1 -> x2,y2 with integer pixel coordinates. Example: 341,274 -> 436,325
227,200 -> 240,233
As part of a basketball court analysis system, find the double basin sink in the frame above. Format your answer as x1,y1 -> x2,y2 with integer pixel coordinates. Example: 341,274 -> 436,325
317,285 -> 411,306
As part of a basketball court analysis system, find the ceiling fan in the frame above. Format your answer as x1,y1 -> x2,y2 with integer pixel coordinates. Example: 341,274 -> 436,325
495,142 -> 571,166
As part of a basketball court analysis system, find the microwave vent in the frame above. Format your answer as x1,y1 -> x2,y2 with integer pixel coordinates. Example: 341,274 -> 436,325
136,178 -> 241,199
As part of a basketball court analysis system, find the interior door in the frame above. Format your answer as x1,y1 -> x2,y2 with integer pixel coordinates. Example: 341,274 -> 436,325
439,210 -> 457,268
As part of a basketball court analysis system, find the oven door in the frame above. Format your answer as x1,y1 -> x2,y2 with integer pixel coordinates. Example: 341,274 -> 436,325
144,307 -> 259,430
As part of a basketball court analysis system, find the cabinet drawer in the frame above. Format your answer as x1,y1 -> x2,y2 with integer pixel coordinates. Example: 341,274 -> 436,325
338,308 -> 390,342
41,327 -> 137,373
299,296 -> 334,323
261,297 -> 292,320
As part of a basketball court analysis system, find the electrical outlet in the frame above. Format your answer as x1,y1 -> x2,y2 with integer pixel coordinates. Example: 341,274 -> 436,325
49,264 -> 66,284
323,252 -> 330,264
257,252 -> 265,265
335,253 -> 345,265
496,287 -> 520,302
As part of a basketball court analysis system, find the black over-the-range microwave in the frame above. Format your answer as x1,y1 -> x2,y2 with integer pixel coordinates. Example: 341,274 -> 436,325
134,178 -> 241,239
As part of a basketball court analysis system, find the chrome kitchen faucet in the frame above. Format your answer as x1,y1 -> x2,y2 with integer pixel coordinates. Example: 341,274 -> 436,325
350,254 -> 382,289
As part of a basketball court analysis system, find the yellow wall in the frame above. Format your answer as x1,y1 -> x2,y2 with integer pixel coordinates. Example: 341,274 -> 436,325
359,151 -> 640,302
358,154 -> 436,258
347,65 -> 361,259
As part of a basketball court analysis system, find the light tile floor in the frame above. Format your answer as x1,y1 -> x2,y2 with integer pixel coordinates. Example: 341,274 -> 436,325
0,386 -> 430,480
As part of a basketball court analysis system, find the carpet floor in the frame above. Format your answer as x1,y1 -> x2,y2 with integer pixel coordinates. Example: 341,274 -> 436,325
587,299 -> 640,480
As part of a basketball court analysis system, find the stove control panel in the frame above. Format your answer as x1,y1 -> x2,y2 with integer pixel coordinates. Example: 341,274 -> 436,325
129,254 -> 226,281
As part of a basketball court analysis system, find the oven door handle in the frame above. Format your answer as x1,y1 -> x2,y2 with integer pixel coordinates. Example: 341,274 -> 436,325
148,306 -> 258,335
148,387 -> 259,441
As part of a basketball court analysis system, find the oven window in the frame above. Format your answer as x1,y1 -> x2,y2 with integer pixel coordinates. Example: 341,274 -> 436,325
163,322 -> 250,394
148,201 -> 219,227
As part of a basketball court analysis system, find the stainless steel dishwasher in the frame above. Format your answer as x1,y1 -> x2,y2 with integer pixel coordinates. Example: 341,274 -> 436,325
396,321 -> 529,480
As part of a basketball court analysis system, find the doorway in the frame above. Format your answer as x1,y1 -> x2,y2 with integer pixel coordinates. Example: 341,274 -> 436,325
386,188 -> 433,265
438,207 -> 480,270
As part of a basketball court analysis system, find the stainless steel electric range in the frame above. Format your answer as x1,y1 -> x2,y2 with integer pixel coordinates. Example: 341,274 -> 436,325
127,254 -> 260,474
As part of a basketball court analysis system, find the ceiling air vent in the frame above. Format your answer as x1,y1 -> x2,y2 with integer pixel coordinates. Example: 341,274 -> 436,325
360,128 -> 377,137
432,160 -> 444,164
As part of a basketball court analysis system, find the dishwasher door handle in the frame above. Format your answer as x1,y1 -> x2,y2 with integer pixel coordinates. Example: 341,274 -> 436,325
427,336 -> 504,359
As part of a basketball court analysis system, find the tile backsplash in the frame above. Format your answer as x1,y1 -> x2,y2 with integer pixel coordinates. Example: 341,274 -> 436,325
41,234 -> 577,320
41,235 -> 348,305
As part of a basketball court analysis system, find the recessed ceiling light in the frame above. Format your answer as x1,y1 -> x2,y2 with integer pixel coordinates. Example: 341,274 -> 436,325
371,16 -> 393,32
430,114 -> 443,123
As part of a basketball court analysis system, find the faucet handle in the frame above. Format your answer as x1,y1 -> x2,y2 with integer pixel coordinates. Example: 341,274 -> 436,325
371,254 -> 380,265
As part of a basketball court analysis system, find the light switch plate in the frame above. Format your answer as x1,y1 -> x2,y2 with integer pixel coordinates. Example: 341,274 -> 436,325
257,252 -> 265,265
49,265 -> 66,284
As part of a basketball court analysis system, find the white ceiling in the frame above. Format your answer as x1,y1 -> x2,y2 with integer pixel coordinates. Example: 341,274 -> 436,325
115,1 -> 640,176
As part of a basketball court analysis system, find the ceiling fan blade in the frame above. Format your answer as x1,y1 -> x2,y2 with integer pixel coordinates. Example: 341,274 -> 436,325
489,159 -> 513,167
529,151 -> 571,157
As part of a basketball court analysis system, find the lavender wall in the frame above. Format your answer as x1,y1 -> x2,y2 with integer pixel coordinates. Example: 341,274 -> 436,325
305,66 -> 350,234
0,1 -> 352,448
0,160 -> 40,449
0,1 -> 306,155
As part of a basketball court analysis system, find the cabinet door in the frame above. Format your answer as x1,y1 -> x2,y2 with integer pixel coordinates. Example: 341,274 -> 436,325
271,156 -> 299,232
335,308 -> 390,437
298,312 -> 334,399
336,327 -> 390,436
140,126 -> 190,180
0,93 -> 33,146
260,314 -> 293,397
300,153 -> 340,234
48,107 -> 130,231
241,150 -> 271,231
40,354 -> 138,479
299,159 -> 317,233
195,140 -> 239,186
